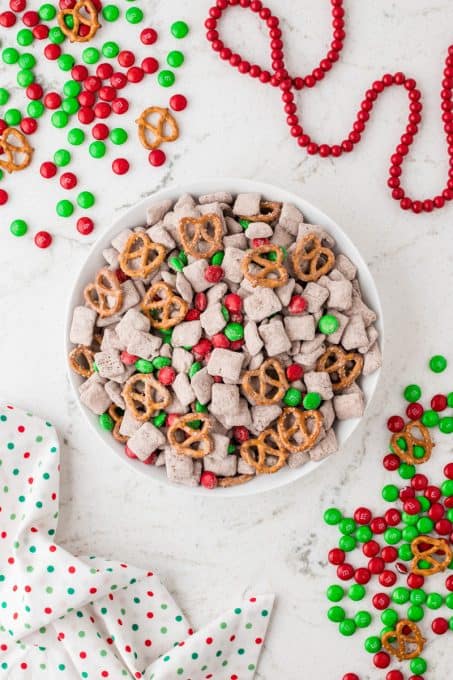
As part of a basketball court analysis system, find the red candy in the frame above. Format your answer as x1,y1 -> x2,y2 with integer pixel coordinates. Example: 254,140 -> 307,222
96,63 -> 113,80
354,507 -> 372,525
94,102 -> 111,119
407,573 -> 424,589
112,158 -> 129,175
403,498 -> 421,515
373,652 -> 390,669
383,453 -> 400,471
337,564 -> 354,581
22,10 -> 38,26
78,107 -> 95,125
445,575 -> 453,591
444,463 -> 453,479
112,97 -> 129,114
158,366 -> 176,385
44,44 -> 61,60
354,567 -> 371,584
60,172 -> 77,190
92,123 -> 109,140
211,333 -> 230,349
121,351 -> 138,365
386,671 -> 404,680
72,65 -> 89,81
44,92 -> 61,110
379,570 -> 397,587
99,86 -> 116,102
431,393 -> 447,411
372,593 -> 390,610
170,94 -> 188,111
26,83 -> 43,100
0,189 -> 8,205
288,294 -> 307,314
425,485 -> 441,502
385,509 -> 401,526
406,402 -> 424,420
34,24 -> 49,39
370,517 -> 387,534
432,616 -> 449,634
20,117 -> 37,135
435,519 -> 452,534
84,76 -> 101,92
328,548 -> 345,565
142,451 -> 157,465
363,540 -> 380,558
0,11 -> 17,27
78,90 -> 95,107
204,265 -> 224,283
381,546 -> 398,563
40,162 -> 57,179
200,471 -> 218,489
118,50 -> 135,67
194,292 -> 207,311
124,445 -> 137,459
140,27 -> 158,45
10,0 -> 26,11
224,293 -> 242,312
185,309 -> 200,322
148,149 -> 166,166
399,486 -> 415,501
368,557 -> 385,575
411,473 -> 428,491
286,363 -> 303,382
76,217 -> 94,235
142,57 -> 159,74
34,231 -> 52,248
387,415 -> 404,432
193,338 -> 212,357
127,66 -> 144,83
115,269 -> 128,283
230,339 -> 244,351
233,426 -> 249,443
342,675 -> 360,680
111,72 -> 127,89
428,502 -> 445,521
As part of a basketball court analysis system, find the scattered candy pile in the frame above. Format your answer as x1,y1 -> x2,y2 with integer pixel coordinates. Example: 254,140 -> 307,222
324,354 -> 453,680
0,0 -> 190,248
206,0 -> 453,215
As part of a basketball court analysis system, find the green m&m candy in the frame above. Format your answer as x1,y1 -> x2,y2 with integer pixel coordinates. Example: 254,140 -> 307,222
99,412 -> 114,431
17,69 -> 35,88
410,657 -> 427,675
303,392 -> 321,409
54,149 -> 71,166
407,604 -> 424,622
323,508 -> 342,525
404,384 -> 421,402
355,526 -> 373,543
171,20 -> 189,38
283,388 -> 302,407
39,4 -> 57,21
318,314 -> 339,335
339,535 -> 356,552
158,70 -> 175,88
110,127 -> 128,145
102,41 -> 120,58
381,608 -> 398,627
0,88 -> 10,105
56,200 -> 74,217
382,484 -> 399,502
27,100 -> 44,118
326,585 -> 344,602
348,584 -> 365,601
10,219 -> 28,237
327,605 -> 345,622
429,354 -> 447,373
224,322 -> 243,342
102,4 -> 120,21
68,128 -> 85,146
77,191 -> 95,209
126,6 -> 143,23
409,588 -> 426,605
152,411 -> 166,428
49,26 -> 65,44
51,110 -> 69,128
354,611 -> 371,628
17,29 -> 34,46
89,141 -> 106,158
58,54 -> 75,71
339,619 -> 356,636
364,636 -> 381,653
82,47 -> 100,64
426,592 -> 443,610
392,587 -> 410,604
2,47 -> 19,64
167,50 -> 185,68
339,518 -> 356,534
135,359 -> 153,374
4,109 -> 21,126
440,416 -> 453,434
152,356 -> 171,370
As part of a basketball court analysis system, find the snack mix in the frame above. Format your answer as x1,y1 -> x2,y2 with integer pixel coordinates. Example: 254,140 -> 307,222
68,191 -> 381,488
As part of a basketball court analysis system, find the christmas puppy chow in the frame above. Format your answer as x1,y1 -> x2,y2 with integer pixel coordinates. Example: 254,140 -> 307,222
69,191 -> 381,488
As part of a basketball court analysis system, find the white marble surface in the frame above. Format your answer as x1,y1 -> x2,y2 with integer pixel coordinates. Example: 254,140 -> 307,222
1,1 -> 453,678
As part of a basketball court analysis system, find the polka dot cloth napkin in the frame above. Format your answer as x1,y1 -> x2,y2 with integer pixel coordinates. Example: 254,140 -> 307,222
0,403 -> 274,678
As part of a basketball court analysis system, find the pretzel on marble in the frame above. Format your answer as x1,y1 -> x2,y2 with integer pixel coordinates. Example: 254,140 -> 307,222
136,106 -> 179,150
292,232 -> 335,282
240,428 -> 288,474
0,127 -> 33,173
57,0 -> 100,43
179,213 -> 223,259
316,345 -> 363,392
68,346 -> 95,378
239,200 -> 281,223
84,268 -> 123,318
218,474 -> 254,488
123,373 -> 172,421
381,620 -> 426,661
410,535 -> 452,576
241,357 -> 288,405
118,232 -> 166,279
390,419 -> 434,465
167,413 -> 213,458
141,281 -> 188,328
242,244 -> 288,288
277,408 -> 323,453
108,404 -> 128,444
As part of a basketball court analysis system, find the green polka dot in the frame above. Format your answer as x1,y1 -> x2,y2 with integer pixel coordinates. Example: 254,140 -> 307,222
176,670 -> 184,676
46,587 -> 53,594
245,622 -> 252,629
238,648 -> 245,655
160,627 -> 167,634
7,443 -> 14,450
67,588 -> 74,595
0,415 -> 7,421
191,652 -> 198,659
175,615 -> 182,622
248,664 -> 256,671
36,435 -> 43,443
220,622 -> 227,629
261,609 -> 269,616
47,565 -> 54,573
58,664 -> 65,671
131,624 -> 139,631
234,608 -> 242,614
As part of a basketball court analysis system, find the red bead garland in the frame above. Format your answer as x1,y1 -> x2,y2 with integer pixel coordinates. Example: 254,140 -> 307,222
206,0 -> 453,213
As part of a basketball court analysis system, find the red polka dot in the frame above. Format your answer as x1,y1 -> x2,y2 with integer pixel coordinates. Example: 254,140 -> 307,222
0,644 -> 7,651
68,566 -> 76,573
146,611 -> 154,619
89,587 -> 97,594
205,637 -> 213,644
147,591 -> 154,597
27,477 -> 33,485
24,585 -> 31,592
20,663 -> 28,670
124,645 -> 131,653
7,557 -> 14,565
255,637 -> 263,644
188,628 -> 193,635
57,632 -> 65,640
144,639 -> 152,647
229,635 -> 236,642
106,638 -> 113,645
44,607 -> 52,614
49,545 -> 56,552
23,452 -> 30,458
1,532 -> 6,539
249,597 -> 256,602
79,651 -> 86,659
101,672 -> 109,678
17,425 -> 25,432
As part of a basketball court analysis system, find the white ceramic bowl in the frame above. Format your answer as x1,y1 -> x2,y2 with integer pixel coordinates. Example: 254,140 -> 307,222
66,179 -> 384,496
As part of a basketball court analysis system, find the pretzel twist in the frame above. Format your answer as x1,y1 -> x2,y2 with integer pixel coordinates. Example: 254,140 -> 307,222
381,620 -> 426,661
316,345 -> 363,392
242,244 -> 289,288
0,127 -> 33,173
141,281 -> 188,328
118,232 -> 166,279
123,373 -> 172,421
277,408 -> 323,453
84,268 -> 123,318
410,535 -> 452,575
178,213 -> 223,259
390,419 -> 434,465
292,232 -> 335,282
239,200 -> 281,223
242,358 -> 288,405
68,346 -> 95,378
136,106 -> 179,150
57,0 -> 100,43
167,413 -> 214,458
240,428 -> 288,474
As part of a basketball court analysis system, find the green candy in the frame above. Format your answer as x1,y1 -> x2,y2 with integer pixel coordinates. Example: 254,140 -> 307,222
2,47 -> 19,64
4,109 -> 21,126
102,4 -> 120,21
135,359 -> 154,374
89,141 -> 106,159
318,314 -> 339,335
382,484 -> 399,502
169,257 -> 184,272
381,608 -> 398,627
303,392 -> 321,410
171,20 -> 189,38
326,585 -> 344,602
188,362 -> 202,378
152,357 -> 171,370
56,200 -> 74,217
398,463 -> 415,480
0,88 -> 10,105
17,29 -> 34,47
68,128 -> 85,146
417,495 -> 430,511
442,479 -> 453,496
339,535 -> 356,552
49,26 -> 65,44
98,413 -> 114,431
421,409 -> 439,427
402,511 -> 419,526
446,593 -> 453,609
10,219 -> 28,237
398,543 -> 413,561
19,53 -> 36,69
195,401 -> 208,414
354,611 -> 371,628
152,412 -> 166,428
282,388 -> 302,407
239,219 -> 250,230
348,584 -> 365,601
410,657 -> 427,675
447,392 -> 453,408
339,619 -> 356,636
62,98 -> 79,117
327,605 -> 345,622
58,54 -> 75,72
51,111 -> 69,128
64,80 -> 81,98
402,525 -> 419,542
178,250 -> 188,266
355,525 -> 373,543
210,251 -> 224,265
102,41 -> 120,58
416,516 -> 433,533
77,191 -> 95,209
227,444 -> 236,454
17,69 -> 35,88
339,518 -> 356,535
83,47 -> 100,65
224,322 -> 244,342
407,604 -> 424,622
392,587 -> 410,605
167,50 -> 185,68
364,636 -> 381,653
126,6 -> 143,23
27,100 -> 44,118
54,149 -> 71,167
158,70 -> 175,88
426,592 -> 443,609
384,528 -> 401,545
403,384 -> 421,402
323,508 -> 342,525
409,588 -> 426,605
440,416 -> 453,434
110,127 -> 128,145
39,4 -> 57,21
447,508 -> 453,522
429,354 -> 447,373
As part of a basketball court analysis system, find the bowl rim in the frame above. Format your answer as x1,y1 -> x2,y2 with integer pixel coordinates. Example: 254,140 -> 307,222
65,177 -> 384,497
